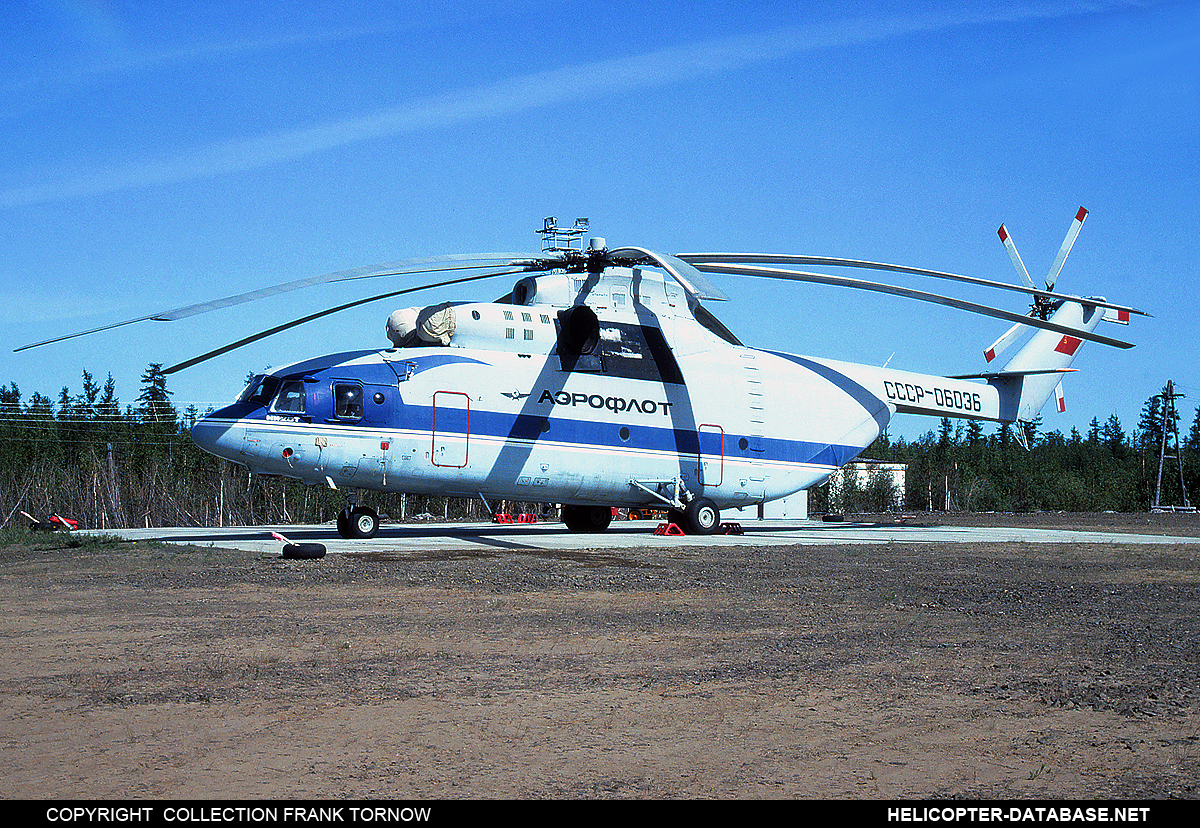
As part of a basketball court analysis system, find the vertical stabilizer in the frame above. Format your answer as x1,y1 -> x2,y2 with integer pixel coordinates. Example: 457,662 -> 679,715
991,300 -> 1104,423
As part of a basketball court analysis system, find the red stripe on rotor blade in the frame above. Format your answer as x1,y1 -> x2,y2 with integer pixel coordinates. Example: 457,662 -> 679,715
1054,335 -> 1082,355
1119,309 -> 1129,322
984,348 -> 996,362
1076,206 -> 1089,222
997,225 -> 1008,242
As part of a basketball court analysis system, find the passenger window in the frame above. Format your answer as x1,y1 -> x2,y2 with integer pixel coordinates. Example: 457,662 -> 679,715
334,384 -> 364,420
273,381 -> 306,414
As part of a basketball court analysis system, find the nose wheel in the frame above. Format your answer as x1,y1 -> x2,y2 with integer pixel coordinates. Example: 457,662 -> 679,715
337,504 -> 380,539
668,496 -> 720,535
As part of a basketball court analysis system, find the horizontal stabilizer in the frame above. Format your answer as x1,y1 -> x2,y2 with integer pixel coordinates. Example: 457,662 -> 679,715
947,368 -> 1078,380
1104,306 -> 1130,325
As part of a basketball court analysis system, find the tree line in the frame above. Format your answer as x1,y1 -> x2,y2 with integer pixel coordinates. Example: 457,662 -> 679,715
0,365 -> 501,530
818,388 -> 1200,514
2,366 -> 1197,529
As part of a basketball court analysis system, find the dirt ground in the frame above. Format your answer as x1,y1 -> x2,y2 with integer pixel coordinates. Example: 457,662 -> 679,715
2,513 -> 1198,800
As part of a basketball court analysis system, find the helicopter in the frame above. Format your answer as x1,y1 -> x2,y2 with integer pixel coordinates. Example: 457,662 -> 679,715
17,212 -> 1144,538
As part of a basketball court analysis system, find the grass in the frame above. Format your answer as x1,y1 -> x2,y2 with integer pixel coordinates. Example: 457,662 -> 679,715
0,524 -> 166,551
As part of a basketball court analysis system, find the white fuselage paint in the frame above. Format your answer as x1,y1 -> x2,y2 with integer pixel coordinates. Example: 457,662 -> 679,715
189,267 -> 1064,510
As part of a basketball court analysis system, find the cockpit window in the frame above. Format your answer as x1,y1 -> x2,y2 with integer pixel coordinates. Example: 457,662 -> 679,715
273,381 -> 306,414
334,383 -> 364,420
238,375 -> 281,407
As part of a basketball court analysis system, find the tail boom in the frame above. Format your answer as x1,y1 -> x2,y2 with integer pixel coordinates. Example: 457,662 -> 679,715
830,299 -> 1105,427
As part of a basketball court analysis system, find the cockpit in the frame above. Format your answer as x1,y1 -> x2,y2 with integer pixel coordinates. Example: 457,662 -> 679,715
238,375 -> 309,417
227,361 -> 388,427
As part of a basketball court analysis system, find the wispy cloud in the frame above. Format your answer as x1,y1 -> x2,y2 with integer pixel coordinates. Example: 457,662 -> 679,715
0,4 -> 1122,209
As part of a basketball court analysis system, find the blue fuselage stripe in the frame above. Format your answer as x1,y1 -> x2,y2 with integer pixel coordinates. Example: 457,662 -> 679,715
228,404 -> 859,469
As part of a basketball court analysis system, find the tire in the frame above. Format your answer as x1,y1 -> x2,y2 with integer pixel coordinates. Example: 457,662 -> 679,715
349,507 -> 379,539
337,507 -> 380,539
682,497 -> 720,535
283,542 -> 327,559
562,504 -> 612,533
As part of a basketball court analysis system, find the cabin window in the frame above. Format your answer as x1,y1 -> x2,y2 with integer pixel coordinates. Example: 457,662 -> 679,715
272,381 -> 306,414
334,384 -> 364,420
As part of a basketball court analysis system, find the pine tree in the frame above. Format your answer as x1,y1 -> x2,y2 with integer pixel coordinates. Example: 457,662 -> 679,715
1137,391 -> 1166,454
1186,407 -> 1200,502
137,364 -> 176,425
1102,415 -> 1125,454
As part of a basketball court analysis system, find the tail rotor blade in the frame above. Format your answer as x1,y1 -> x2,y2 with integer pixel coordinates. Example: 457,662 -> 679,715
1054,381 -> 1066,413
997,224 -> 1035,289
984,320 -> 1026,363
1045,206 -> 1088,292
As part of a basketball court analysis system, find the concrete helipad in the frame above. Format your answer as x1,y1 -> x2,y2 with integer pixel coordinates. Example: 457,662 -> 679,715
82,518 -> 1200,555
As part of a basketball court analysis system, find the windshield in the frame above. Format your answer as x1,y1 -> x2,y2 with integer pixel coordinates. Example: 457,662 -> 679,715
237,375 -> 281,407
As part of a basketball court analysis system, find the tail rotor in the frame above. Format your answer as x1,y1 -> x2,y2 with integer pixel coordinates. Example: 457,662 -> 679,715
984,207 -> 1089,365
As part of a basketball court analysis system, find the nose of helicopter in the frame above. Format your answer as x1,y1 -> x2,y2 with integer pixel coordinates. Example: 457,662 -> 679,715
190,405 -> 244,463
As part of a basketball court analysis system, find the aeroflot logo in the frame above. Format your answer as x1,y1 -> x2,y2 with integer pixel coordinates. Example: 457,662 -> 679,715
538,389 -> 675,415
884,381 -> 982,413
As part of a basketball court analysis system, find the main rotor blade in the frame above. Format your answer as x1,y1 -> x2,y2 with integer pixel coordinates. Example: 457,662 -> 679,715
677,252 -> 1148,318
691,262 -> 1135,350
15,253 -> 543,352
163,267 -> 531,374
1045,206 -> 1088,292
608,247 -> 729,302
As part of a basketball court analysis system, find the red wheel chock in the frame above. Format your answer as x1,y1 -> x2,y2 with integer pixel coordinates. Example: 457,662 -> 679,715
654,522 -> 685,536
717,522 -> 743,535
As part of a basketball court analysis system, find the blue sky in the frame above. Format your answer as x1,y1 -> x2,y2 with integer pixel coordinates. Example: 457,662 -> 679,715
1,0 -> 1197,443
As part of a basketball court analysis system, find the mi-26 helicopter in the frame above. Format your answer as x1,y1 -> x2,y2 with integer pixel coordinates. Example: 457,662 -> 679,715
18,211 -> 1144,538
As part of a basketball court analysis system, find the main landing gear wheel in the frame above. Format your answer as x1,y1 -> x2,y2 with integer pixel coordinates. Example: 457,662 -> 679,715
561,504 -> 612,533
337,506 -> 379,539
681,496 -> 720,535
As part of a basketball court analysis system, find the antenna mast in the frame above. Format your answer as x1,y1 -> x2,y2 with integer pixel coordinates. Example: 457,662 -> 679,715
540,217 -> 589,254
1152,380 -> 1194,512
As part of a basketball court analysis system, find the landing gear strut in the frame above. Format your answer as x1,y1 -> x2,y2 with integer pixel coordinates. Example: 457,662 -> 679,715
336,492 -> 379,539
629,477 -> 721,536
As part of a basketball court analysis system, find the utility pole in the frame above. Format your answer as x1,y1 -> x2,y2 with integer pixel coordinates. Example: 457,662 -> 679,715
1153,381 -> 1194,512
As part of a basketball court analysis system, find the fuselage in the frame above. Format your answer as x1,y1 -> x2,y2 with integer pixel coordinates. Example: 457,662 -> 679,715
190,266 -> 999,510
